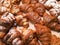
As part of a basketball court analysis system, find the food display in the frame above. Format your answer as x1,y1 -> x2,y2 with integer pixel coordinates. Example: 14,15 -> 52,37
0,0 -> 60,45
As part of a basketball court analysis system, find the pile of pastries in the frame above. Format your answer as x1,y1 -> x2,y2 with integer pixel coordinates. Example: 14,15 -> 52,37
0,0 -> 60,45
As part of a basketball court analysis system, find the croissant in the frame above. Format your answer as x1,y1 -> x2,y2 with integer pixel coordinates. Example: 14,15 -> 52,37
3,27 -> 23,45
22,29 -> 36,45
15,13 -> 29,28
0,12 -> 15,38
34,3 -> 45,16
47,22 -> 60,32
20,3 -> 45,15
43,11 -> 56,25
43,11 -> 60,32
35,24 -> 51,45
26,12 -> 44,25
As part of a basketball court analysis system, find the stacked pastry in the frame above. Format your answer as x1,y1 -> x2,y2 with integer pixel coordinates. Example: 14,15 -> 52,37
0,0 -> 60,45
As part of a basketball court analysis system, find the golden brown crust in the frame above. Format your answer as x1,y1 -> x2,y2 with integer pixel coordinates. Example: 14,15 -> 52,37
51,35 -> 60,45
0,0 -> 60,45
0,12 -> 15,38
47,22 -> 60,32
43,11 -> 56,25
35,24 -> 51,45
34,3 -> 45,16
15,13 -> 29,28
20,3 -> 45,16
3,27 -> 23,45
22,29 -> 36,45
26,12 -> 44,25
